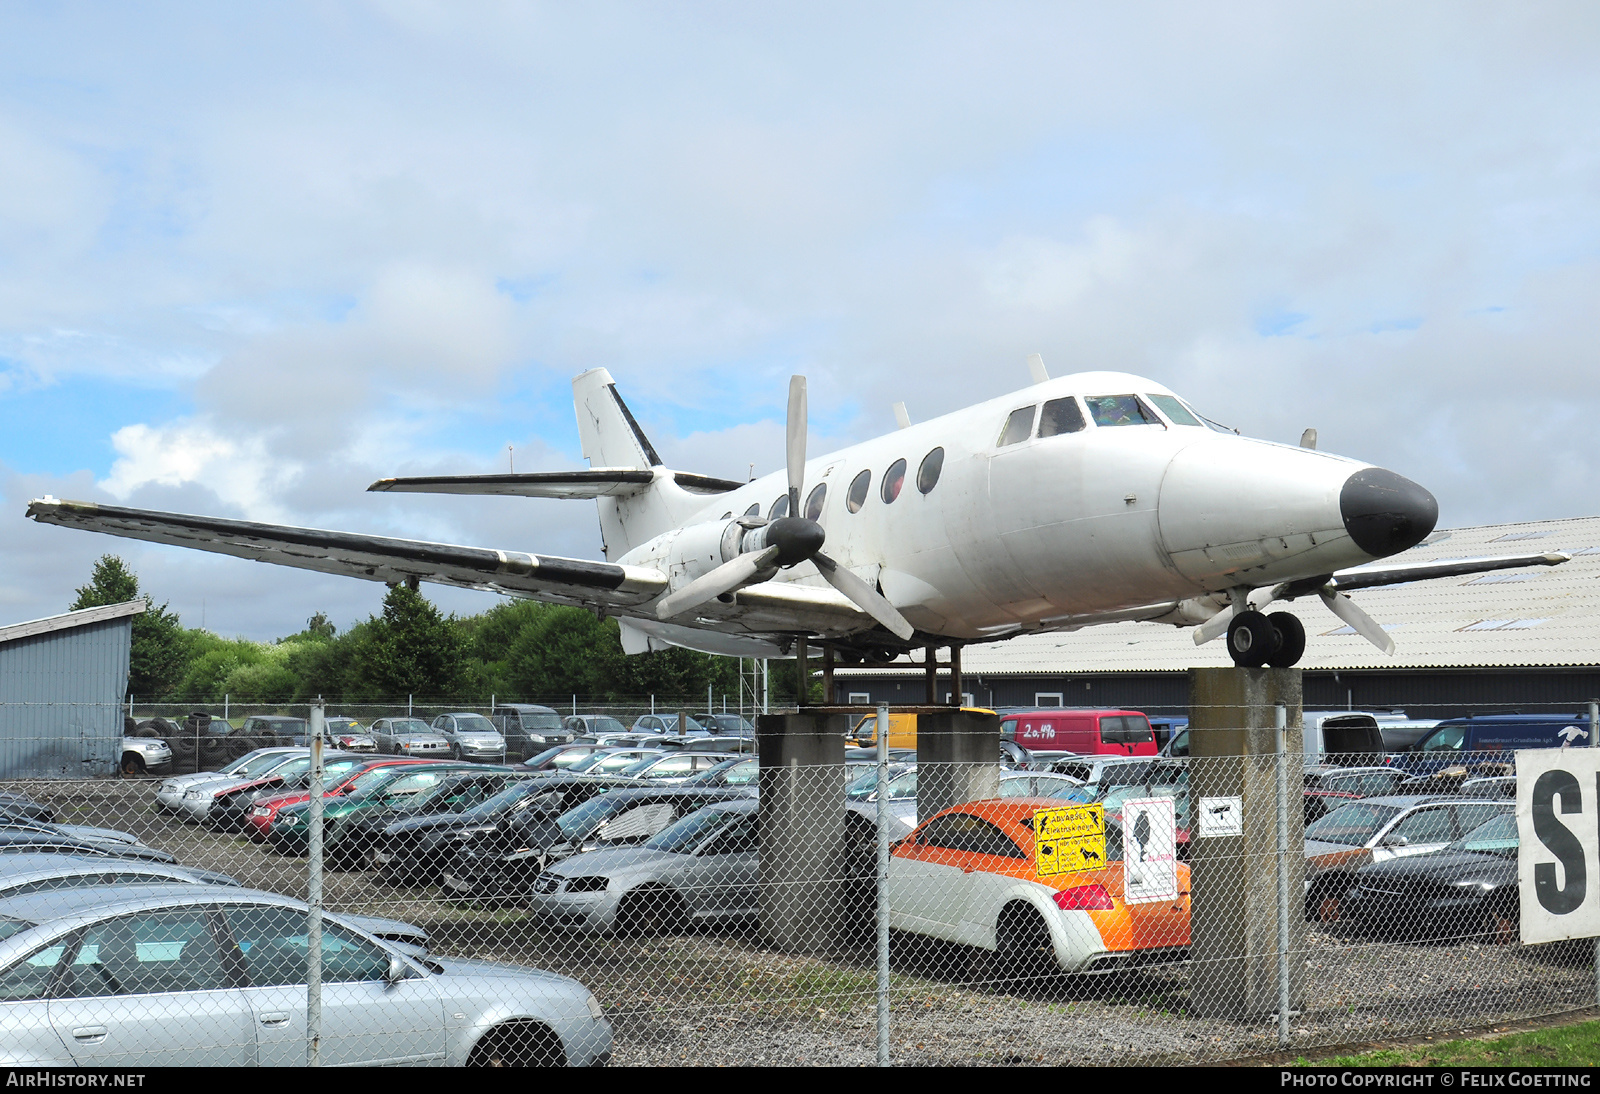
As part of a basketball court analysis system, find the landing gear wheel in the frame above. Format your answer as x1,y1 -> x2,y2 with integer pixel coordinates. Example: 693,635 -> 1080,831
1227,610 -> 1278,668
1265,611 -> 1307,668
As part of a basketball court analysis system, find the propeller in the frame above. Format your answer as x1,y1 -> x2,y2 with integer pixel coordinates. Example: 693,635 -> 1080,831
1318,588 -> 1395,655
656,375 -> 917,641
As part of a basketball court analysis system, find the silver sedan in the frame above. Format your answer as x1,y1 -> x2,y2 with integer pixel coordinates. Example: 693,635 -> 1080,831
530,800 -> 757,935
0,884 -> 612,1066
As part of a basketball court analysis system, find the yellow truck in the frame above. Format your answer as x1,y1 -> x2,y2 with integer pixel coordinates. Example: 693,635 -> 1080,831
849,708 -> 997,750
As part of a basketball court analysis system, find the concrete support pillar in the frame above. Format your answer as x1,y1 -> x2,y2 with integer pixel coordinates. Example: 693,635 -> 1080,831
756,713 -> 848,953
1187,667 -> 1307,1019
915,709 -> 1001,820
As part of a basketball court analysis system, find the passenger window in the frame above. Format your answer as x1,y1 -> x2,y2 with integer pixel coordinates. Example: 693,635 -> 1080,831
916,448 -> 944,494
768,495 -> 789,520
846,470 -> 871,513
1087,395 -> 1162,428
743,503 -> 760,518
998,406 -> 1036,447
804,483 -> 827,521
1145,394 -> 1202,426
1039,397 -> 1086,437
61,909 -> 228,997
917,813 -> 1025,858
881,459 -> 907,504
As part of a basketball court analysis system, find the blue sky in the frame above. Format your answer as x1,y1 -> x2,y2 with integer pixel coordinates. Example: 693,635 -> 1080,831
3,2 -> 1600,639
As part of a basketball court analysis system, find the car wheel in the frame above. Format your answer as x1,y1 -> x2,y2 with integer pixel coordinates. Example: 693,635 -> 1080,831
991,903 -> 1053,983
119,753 -> 146,777
467,1021 -> 565,1067
1485,907 -> 1518,946
617,888 -> 686,938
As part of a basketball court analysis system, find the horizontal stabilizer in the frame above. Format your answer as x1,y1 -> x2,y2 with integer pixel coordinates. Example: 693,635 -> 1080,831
368,469 -> 744,499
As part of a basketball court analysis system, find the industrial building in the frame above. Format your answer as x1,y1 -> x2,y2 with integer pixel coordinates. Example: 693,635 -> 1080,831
837,516 -> 1600,719
0,600 -> 144,778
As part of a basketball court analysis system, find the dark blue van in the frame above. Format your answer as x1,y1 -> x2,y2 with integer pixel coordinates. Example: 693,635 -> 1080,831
1397,714 -> 1594,776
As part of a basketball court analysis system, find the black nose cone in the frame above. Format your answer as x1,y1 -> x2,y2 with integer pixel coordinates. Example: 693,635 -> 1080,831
766,516 -> 826,567
1340,467 -> 1438,557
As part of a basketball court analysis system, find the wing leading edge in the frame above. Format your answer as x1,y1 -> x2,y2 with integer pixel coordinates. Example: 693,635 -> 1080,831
24,498 -> 667,610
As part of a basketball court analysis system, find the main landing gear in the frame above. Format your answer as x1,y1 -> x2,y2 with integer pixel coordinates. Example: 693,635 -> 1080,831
1226,610 -> 1306,668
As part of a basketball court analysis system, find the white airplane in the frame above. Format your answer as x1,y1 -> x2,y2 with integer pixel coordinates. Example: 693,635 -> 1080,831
26,359 -> 1567,672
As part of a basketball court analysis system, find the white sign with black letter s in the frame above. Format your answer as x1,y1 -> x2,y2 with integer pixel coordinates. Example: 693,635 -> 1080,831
1517,747 -> 1600,944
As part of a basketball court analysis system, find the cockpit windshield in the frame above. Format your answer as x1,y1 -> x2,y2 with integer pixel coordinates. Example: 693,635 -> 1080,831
1087,395 -> 1162,428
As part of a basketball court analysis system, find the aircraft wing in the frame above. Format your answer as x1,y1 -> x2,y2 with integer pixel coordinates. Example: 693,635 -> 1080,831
367,469 -> 743,500
1274,551 -> 1571,598
24,498 -> 668,610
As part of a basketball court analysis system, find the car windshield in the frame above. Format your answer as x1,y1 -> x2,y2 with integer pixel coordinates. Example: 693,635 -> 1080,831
1419,724 -> 1467,752
229,752 -> 293,777
556,796 -> 631,842
347,767 -> 409,797
387,720 -> 432,735
591,751 -> 657,773
454,715 -> 498,734
326,719 -> 363,733
846,766 -> 908,800
1449,813 -> 1519,857
459,778 -> 555,822
644,808 -> 738,854
517,711 -> 564,731
1306,803 -> 1403,846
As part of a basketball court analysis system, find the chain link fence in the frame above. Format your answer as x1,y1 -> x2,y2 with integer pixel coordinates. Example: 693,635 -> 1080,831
0,698 -> 1595,1065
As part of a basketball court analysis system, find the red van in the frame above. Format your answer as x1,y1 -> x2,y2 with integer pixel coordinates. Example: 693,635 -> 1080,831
999,709 -> 1158,756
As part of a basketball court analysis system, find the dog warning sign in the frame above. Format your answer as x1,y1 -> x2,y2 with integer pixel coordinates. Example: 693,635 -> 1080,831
1033,804 -> 1106,877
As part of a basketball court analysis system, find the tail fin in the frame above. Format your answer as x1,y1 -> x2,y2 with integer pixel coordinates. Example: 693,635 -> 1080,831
572,368 -> 710,560
573,368 -> 663,471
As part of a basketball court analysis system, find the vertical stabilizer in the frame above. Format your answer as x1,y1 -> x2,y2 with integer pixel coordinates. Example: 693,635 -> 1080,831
573,368 -> 663,471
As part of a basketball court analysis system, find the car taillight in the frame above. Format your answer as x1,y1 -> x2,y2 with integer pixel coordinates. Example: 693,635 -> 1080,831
1052,885 -> 1114,911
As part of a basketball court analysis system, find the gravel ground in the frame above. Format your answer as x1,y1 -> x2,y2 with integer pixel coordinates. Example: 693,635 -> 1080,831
12,777 -> 1595,1066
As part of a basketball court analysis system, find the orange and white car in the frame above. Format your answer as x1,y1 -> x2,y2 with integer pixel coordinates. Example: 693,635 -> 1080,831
889,797 -> 1190,974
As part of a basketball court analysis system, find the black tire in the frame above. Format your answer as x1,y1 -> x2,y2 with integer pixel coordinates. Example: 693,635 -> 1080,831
1227,610 -> 1278,668
223,733 -> 253,762
124,715 -> 138,736
132,725 -> 162,740
617,888 -> 686,938
119,753 -> 146,777
467,1022 -> 565,1067
1265,611 -> 1307,668
992,903 -> 1053,982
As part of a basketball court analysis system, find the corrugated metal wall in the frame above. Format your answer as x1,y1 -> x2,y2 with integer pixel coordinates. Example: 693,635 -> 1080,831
0,618 -> 131,778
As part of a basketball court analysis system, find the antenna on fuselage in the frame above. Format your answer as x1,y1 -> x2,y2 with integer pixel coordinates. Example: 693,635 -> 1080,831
1027,352 -> 1049,384
892,402 -> 911,430
1300,428 -> 1318,450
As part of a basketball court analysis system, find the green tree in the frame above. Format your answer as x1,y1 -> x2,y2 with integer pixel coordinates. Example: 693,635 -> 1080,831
346,585 -> 465,700
71,555 -> 185,699
304,612 -> 336,639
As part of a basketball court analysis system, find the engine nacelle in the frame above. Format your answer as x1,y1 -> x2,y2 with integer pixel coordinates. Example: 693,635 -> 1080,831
617,519 -> 749,589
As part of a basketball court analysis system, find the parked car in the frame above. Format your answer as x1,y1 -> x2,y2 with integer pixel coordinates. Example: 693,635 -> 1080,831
563,747 -> 667,777
369,717 -> 453,758
1047,756 -> 1188,795
234,714 -> 311,751
1339,812 -> 1520,943
681,757 -> 759,789
243,757 -> 434,841
529,800 -> 759,934
0,831 -> 179,864
1301,766 -> 1412,825
1302,711 -> 1388,766
492,704 -> 573,759
997,709 -> 1158,756
563,714 -> 630,739
631,713 -> 707,736
377,775 -> 637,887
851,708 -> 998,750
323,717 -> 378,753
1396,714 -> 1595,777
0,884 -> 612,1066
523,743 -> 614,773
616,751 -> 740,784
697,714 -> 756,737
119,731 -> 171,777
0,794 -> 54,824
662,735 -> 757,755
1302,795 -> 1512,920
0,852 -> 241,892
441,786 -> 754,899
430,713 -> 508,763
888,798 -> 1190,975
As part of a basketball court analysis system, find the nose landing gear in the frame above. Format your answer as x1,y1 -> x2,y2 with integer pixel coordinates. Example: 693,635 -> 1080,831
1227,610 -> 1307,668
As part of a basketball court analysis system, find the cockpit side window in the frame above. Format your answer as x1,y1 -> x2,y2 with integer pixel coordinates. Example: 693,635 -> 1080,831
1038,397 -> 1086,438
998,406 -> 1036,447
1145,394 -> 1202,427
1087,395 -> 1163,428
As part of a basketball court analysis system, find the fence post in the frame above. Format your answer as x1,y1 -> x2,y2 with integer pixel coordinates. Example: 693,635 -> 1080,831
1590,699 -> 1598,1006
876,701 -> 891,1067
1276,701 -> 1290,1046
307,701 -> 325,1066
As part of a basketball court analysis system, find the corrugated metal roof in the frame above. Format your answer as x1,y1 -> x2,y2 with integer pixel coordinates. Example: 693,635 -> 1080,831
844,516 -> 1600,676
0,600 -> 145,648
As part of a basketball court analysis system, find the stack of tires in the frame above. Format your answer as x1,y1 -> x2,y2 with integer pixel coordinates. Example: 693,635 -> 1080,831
133,716 -> 185,771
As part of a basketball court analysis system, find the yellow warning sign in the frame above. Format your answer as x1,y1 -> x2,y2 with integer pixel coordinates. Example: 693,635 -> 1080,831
1033,804 -> 1106,877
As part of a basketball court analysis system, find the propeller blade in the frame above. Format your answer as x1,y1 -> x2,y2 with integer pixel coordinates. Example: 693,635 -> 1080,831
1319,588 -> 1395,655
813,552 -> 916,640
1192,603 -> 1234,645
787,375 -> 807,515
656,546 -> 781,620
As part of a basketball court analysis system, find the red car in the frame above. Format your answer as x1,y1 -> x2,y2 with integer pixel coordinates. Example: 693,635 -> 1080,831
243,757 -> 437,841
